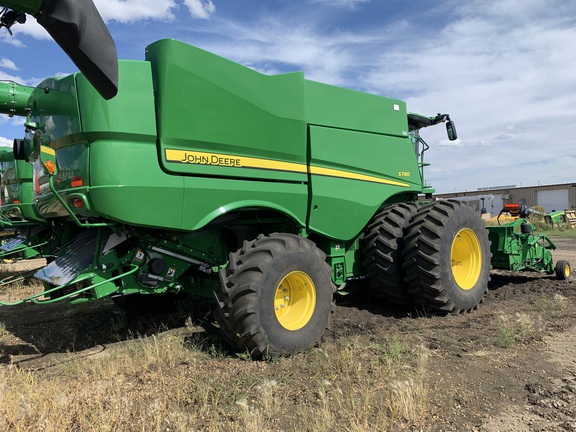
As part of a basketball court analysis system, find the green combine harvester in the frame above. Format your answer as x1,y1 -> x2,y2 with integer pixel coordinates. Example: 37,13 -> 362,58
0,0 -> 570,356
0,146 -> 51,260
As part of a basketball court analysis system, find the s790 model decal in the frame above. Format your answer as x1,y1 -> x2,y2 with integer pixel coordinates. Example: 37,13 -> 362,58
164,149 -> 410,188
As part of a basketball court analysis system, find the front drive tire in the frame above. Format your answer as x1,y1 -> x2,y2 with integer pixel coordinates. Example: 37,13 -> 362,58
402,200 -> 491,314
215,233 -> 335,357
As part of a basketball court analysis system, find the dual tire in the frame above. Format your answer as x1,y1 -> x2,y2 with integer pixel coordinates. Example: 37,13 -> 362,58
365,200 -> 491,314
214,200 -> 491,356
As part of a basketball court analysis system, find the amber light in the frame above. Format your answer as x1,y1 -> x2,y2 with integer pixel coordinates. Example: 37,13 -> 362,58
71,176 -> 83,187
72,198 -> 85,209
13,199 -> 19,204
45,160 -> 56,174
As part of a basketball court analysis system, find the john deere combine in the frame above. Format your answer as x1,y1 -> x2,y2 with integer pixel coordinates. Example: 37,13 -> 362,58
0,146 -> 51,260
0,0 -> 569,356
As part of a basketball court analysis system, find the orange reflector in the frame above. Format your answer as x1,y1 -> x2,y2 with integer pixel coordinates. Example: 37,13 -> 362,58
72,198 -> 85,209
13,199 -> 19,204
45,160 -> 56,174
71,176 -> 83,188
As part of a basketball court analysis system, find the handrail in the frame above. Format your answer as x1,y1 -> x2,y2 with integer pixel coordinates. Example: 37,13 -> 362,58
48,176 -> 113,228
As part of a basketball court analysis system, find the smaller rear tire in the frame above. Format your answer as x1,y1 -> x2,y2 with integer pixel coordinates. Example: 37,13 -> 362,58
555,260 -> 571,280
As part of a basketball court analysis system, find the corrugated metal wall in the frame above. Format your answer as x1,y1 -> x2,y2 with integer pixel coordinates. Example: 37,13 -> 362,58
434,182 -> 576,214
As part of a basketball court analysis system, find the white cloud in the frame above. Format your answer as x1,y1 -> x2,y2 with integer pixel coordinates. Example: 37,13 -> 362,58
0,70 -> 22,82
183,0 -> 216,19
0,30 -> 25,47
0,136 -> 12,148
5,17 -> 49,39
94,0 -> 177,23
0,58 -> 18,70
188,17 -> 402,87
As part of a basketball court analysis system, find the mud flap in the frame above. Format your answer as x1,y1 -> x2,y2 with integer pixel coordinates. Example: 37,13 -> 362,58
35,230 -> 98,286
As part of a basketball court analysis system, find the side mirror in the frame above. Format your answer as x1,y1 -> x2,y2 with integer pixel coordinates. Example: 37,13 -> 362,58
446,120 -> 458,141
13,138 -> 33,161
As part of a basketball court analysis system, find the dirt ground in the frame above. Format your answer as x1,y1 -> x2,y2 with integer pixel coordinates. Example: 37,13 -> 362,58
330,236 -> 576,431
1,236 -> 575,431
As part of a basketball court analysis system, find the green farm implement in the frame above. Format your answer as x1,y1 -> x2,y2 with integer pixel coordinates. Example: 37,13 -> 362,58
487,204 -> 571,279
0,0 -> 570,356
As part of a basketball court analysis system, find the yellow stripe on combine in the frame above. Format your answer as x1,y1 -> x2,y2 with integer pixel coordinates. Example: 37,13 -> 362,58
310,166 -> 410,187
165,149 -> 410,188
40,145 -> 55,156
165,149 -> 307,173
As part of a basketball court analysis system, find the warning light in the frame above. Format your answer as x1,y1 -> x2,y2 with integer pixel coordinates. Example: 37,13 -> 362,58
71,176 -> 83,188
72,198 -> 85,209
45,160 -> 56,174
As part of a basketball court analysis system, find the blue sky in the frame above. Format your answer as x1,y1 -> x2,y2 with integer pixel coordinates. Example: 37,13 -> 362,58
1,0 -> 575,194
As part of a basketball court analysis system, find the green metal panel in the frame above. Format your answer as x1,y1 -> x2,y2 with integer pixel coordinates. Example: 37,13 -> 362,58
307,126 -> 420,240
76,61 -> 157,139
181,177 -> 308,230
146,39 -> 308,184
88,140 -> 184,228
305,80 -> 408,136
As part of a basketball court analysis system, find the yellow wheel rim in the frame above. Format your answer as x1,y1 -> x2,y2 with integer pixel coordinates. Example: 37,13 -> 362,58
564,264 -> 571,278
451,228 -> 482,290
274,271 -> 316,331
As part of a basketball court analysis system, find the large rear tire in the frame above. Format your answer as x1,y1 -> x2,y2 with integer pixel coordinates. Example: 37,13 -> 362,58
402,200 -> 491,314
215,233 -> 335,357
363,203 -> 418,308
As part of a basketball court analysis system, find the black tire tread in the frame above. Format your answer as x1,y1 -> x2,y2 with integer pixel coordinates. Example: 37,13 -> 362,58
402,200 -> 491,314
555,259 -> 571,280
363,203 -> 418,308
215,233 -> 335,356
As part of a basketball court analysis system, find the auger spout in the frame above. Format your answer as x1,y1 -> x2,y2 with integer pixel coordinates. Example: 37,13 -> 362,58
0,81 -> 33,117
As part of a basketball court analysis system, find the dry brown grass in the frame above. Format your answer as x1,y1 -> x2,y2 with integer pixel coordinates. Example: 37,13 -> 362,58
0,327 -> 433,431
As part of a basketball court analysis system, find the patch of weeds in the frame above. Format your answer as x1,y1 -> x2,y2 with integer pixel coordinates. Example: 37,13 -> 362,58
495,313 -> 546,348
531,293 -> 569,313
496,324 -> 517,348
184,333 -> 230,359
